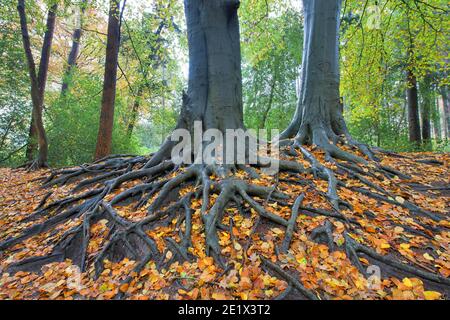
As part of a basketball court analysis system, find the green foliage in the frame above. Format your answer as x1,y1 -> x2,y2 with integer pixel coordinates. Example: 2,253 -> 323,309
341,0 -> 449,151
0,0 -> 33,166
240,0 -> 303,135
46,72 -> 140,167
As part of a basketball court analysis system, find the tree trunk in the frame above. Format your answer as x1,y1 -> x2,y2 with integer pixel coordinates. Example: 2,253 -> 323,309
277,0 -> 363,162
18,0 -> 56,167
126,87 -> 143,138
184,0 -> 243,132
25,117 -> 37,161
420,75 -> 432,147
281,0 -> 345,141
433,93 -> 442,140
260,74 -> 277,129
61,0 -> 86,95
441,86 -> 450,139
406,69 -> 421,146
94,0 -> 122,160
146,0 -> 243,167
126,16 -> 168,138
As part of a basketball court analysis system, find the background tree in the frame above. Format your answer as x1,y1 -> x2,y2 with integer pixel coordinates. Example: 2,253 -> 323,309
279,0 -> 372,164
94,0 -> 122,160
0,0 -> 31,165
341,0 -> 449,151
61,0 -> 88,95
240,0 -> 303,134
18,0 -> 57,168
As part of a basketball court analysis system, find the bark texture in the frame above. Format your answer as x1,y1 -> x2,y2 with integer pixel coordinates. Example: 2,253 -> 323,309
18,0 -> 56,168
406,69 -> 422,146
183,0 -> 243,132
95,0 -> 121,160
420,75 -> 432,146
147,0 -> 243,166
278,0 -> 369,163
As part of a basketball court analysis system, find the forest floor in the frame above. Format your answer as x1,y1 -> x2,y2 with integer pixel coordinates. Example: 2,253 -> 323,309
0,148 -> 448,300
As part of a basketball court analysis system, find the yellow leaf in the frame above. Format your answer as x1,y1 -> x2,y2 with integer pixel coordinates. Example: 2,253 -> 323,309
394,226 -> 404,234
400,243 -> 410,250
423,291 -> 441,300
423,253 -> 434,261
381,243 -> 390,249
402,278 -> 413,288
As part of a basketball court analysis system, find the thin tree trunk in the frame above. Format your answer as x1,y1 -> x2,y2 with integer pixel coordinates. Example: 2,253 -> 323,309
126,17 -> 168,138
406,69 -> 421,146
433,93 -> 442,140
127,86 -> 143,137
441,86 -> 450,139
94,0 -> 122,160
420,75 -> 432,147
260,74 -> 277,129
18,0 -> 56,167
61,0 -> 87,95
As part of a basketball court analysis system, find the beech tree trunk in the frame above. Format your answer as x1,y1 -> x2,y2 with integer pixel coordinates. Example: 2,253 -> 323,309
146,0 -> 243,167
19,0 -> 56,167
94,0 -> 121,160
279,0 -> 349,146
61,0 -> 87,95
183,0 -> 243,132
406,69 -> 421,146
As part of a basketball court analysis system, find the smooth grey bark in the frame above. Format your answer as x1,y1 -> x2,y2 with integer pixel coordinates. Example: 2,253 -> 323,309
278,0 -> 362,162
147,0 -> 243,167
280,0 -> 347,141
183,0 -> 243,132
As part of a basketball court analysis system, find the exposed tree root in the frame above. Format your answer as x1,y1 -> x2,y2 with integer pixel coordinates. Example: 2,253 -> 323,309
0,138 -> 449,300
261,257 -> 318,300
